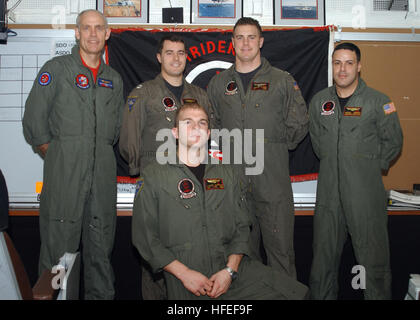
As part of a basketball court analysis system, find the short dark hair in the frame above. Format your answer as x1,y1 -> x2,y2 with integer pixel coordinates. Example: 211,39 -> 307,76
174,103 -> 209,128
157,34 -> 186,54
233,17 -> 263,37
333,42 -> 361,61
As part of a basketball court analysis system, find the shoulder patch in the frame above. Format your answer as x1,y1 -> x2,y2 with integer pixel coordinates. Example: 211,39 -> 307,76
127,96 -> 137,112
383,102 -> 396,115
38,72 -> 52,86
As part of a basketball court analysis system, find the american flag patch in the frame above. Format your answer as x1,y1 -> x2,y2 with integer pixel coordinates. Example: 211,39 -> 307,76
293,81 -> 300,90
383,102 -> 396,115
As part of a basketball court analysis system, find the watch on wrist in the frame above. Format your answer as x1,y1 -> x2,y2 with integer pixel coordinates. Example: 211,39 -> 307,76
225,266 -> 238,281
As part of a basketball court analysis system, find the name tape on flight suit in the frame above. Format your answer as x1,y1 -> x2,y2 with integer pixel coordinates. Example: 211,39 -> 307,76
182,98 -> 198,104
98,78 -> 113,89
251,82 -> 269,91
205,178 -> 225,190
343,106 -> 362,116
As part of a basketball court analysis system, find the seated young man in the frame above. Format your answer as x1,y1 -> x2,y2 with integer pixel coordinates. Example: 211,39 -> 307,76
131,103 -> 308,300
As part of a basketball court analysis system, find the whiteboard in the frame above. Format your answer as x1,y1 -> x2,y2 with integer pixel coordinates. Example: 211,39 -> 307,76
0,29 -> 76,208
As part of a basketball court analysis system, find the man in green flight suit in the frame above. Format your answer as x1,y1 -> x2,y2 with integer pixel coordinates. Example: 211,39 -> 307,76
207,17 -> 309,278
132,102 -> 308,300
22,10 -> 124,299
308,42 -> 403,300
119,34 -> 213,299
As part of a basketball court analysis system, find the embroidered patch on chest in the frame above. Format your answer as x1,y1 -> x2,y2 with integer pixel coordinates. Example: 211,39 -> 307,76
343,106 -> 362,116
75,74 -> 90,89
163,97 -> 177,112
178,178 -> 196,199
205,178 -> 225,190
321,101 -> 335,116
98,78 -> 113,89
225,81 -> 238,95
251,82 -> 269,91
38,72 -> 52,86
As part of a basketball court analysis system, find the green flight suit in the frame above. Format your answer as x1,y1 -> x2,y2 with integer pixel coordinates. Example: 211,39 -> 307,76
207,58 -> 309,278
119,74 -> 213,176
308,78 -> 403,300
22,45 -> 124,300
132,160 -> 308,300
119,73 -> 213,299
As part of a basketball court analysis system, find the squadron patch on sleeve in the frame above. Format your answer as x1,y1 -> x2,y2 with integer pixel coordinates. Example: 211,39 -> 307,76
38,72 -> 52,86
178,178 -> 196,199
127,96 -> 137,112
134,178 -> 144,196
293,81 -> 300,91
383,102 -> 396,115
225,81 -> 238,95
205,178 -> 225,191
321,101 -> 335,116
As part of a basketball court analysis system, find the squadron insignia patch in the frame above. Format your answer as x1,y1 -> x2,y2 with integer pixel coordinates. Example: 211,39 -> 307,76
182,98 -> 198,104
225,81 -> 238,95
75,74 -> 90,89
321,101 -> 335,116
163,97 -> 177,112
134,178 -> 144,197
178,178 -> 196,199
205,178 -> 225,191
38,72 -> 52,86
127,96 -> 137,112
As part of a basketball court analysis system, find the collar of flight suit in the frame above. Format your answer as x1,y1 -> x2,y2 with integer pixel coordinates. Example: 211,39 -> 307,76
155,73 -> 190,93
227,56 -> 272,78
330,77 -> 367,99
71,44 -> 106,76
168,154 -> 221,168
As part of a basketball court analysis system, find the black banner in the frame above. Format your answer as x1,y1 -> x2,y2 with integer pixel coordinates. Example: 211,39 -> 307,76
107,28 -> 330,177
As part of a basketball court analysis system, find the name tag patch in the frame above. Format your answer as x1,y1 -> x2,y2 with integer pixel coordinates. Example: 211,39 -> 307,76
205,178 -> 225,191
343,106 -> 362,117
251,82 -> 269,91
98,78 -> 113,89
182,98 -> 197,104
383,102 -> 396,115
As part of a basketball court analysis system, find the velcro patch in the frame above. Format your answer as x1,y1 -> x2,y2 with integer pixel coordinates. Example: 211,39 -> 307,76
383,102 -> 396,115
205,178 -> 225,190
343,106 -> 362,116
251,82 -> 269,91
98,78 -> 113,89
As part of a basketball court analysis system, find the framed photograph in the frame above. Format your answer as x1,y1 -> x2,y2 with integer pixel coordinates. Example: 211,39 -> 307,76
274,0 -> 324,26
97,0 -> 148,23
191,0 -> 242,24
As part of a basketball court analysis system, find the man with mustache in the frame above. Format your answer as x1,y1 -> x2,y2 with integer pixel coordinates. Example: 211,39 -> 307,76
308,42 -> 403,299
